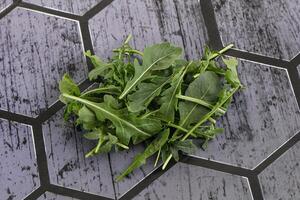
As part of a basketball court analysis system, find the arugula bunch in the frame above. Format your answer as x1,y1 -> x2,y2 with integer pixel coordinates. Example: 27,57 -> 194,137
59,35 -> 243,181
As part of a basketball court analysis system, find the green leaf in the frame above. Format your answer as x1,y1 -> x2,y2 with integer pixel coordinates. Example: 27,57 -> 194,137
95,138 -> 114,154
207,60 -> 226,75
202,127 -> 224,137
119,43 -> 182,99
59,74 -> 80,104
77,106 -> 98,130
179,71 -> 221,127
223,57 -> 241,87
127,76 -> 170,112
170,146 -> 179,161
85,51 -> 112,80
187,71 -> 221,103
83,129 -> 103,140
108,133 -> 118,144
174,140 -> 197,154
161,145 -> 170,163
62,101 -> 81,120
62,94 -> 161,145
117,129 -> 170,181
143,42 -> 182,71
156,65 -> 189,122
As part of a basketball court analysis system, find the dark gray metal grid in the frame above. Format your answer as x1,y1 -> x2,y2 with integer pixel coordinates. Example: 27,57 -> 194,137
0,0 -> 299,199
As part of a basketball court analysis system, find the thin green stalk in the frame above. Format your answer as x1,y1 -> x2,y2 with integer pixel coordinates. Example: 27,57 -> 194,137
209,44 -> 234,60
80,87 -> 119,97
181,86 -> 239,141
162,154 -> 173,170
167,122 -> 188,133
95,137 -> 103,153
140,110 -> 160,119
176,94 -> 226,115
208,117 -> 216,124
116,142 -> 129,149
194,44 -> 234,79
113,49 -> 144,56
124,34 -> 132,44
154,149 -> 161,167
166,122 -> 214,139
85,147 -> 96,158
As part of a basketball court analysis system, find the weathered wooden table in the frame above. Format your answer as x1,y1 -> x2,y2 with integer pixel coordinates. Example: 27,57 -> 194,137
0,0 -> 299,200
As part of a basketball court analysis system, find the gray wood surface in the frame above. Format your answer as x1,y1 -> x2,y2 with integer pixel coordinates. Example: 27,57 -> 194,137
193,60 -> 300,169
259,141 -> 300,200
212,0 -> 300,60
42,110 -> 115,198
0,119 -> 39,200
24,0 -> 103,16
0,8 -> 87,117
133,163 -> 252,200
88,0 -> 208,197
37,192 -> 77,200
0,0 -> 12,12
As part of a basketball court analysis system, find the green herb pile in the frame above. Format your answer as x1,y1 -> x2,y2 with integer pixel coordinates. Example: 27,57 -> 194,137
59,35 -> 243,181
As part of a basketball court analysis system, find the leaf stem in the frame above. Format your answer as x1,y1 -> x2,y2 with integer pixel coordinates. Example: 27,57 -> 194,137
140,110 -> 159,119
113,49 -> 144,56
176,94 -> 226,115
124,34 -> 132,44
80,86 -> 120,97
209,44 -> 234,60
85,147 -> 96,158
116,142 -> 129,149
95,137 -> 103,153
167,122 -> 187,133
154,148 -> 161,167
166,122 -> 214,139
208,117 -> 216,124
162,154 -> 173,170
181,86 -> 239,141
219,44 -> 234,55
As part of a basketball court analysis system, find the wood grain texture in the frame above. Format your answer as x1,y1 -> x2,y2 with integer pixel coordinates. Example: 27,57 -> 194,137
0,0 -> 12,12
42,110 -> 115,198
212,0 -> 300,60
258,141 -> 300,200
173,0 -> 208,60
37,192 -> 78,200
89,0 -> 184,61
133,163 -> 252,200
24,0 -> 103,15
0,8 -> 87,117
88,0 -> 208,197
192,60 -> 300,169
0,119 -> 39,200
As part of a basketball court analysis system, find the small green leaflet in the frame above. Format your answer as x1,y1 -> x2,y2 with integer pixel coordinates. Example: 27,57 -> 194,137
223,57 -> 241,87
77,106 -> 98,130
59,74 -> 81,119
117,129 -> 170,181
83,129 -> 103,140
179,71 -> 221,127
156,64 -> 189,122
119,43 -> 182,99
170,139 -> 197,161
85,50 -> 112,80
127,76 -> 170,112
59,74 -> 80,104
